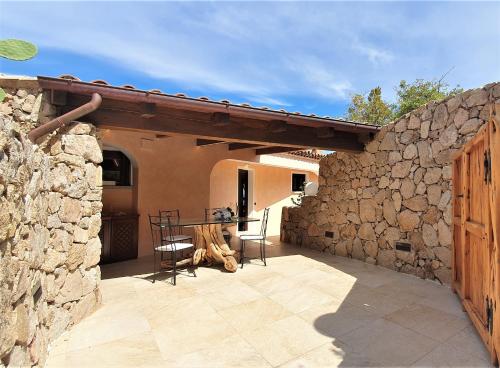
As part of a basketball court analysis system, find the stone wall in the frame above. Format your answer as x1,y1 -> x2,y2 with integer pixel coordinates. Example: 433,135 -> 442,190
282,82 -> 500,284
0,78 -> 102,366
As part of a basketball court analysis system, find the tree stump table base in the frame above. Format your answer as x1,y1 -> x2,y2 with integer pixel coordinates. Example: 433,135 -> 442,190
192,224 -> 238,272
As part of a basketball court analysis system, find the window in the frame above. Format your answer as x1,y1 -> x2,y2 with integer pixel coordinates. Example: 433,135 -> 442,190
102,150 -> 131,186
291,173 -> 306,192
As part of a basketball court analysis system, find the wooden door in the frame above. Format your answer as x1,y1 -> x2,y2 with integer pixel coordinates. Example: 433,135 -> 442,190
453,108 -> 499,365
489,104 -> 500,364
238,169 -> 249,231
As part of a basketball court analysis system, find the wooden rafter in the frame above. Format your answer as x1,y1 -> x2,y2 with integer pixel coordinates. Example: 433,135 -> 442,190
196,139 -> 225,146
61,93 -> 367,152
228,143 -> 265,151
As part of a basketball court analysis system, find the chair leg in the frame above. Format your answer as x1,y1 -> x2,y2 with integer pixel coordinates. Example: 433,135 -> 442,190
153,252 -> 156,283
263,240 -> 267,266
173,251 -> 177,286
240,239 -> 245,268
259,240 -> 263,262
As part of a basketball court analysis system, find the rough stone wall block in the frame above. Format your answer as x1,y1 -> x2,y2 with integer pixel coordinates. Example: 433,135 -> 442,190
281,82 -> 500,285
0,79 -> 102,367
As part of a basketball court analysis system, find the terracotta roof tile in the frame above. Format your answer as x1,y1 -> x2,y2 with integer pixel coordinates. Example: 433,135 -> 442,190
59,74 -> 80,81
286,150 -> 328,160
42,74 -> 379,131
91,79 -> 110,85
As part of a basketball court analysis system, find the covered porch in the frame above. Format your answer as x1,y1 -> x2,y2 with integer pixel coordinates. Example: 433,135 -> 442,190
39,75 -> 378,260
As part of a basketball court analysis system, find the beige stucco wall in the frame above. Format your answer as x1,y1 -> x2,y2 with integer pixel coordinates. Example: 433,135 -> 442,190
210,159 -> 318,236
101,129 -> 318,256
101,129 -> 257,256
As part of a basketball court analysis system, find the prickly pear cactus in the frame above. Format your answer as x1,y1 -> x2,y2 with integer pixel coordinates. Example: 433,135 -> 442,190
0,39 -> 37,60
0,39 -> 37,101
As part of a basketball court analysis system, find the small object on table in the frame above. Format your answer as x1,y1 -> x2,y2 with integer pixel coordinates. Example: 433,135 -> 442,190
205,207 -> 234,242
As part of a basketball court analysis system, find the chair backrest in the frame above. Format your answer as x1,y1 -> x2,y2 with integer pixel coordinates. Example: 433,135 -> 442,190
159,209 -> 180,219
149,215 -> 163,250
149,214 -> 176,250
159,209 -> 182,236
260,208 -> 270,237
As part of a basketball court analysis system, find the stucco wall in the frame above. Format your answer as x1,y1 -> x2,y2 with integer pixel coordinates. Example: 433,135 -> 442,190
0,79 -> 102,366
282,82 -> 500,284
210,159 -> 318,236
102,128 -> 319,255
101,129 -> 259,256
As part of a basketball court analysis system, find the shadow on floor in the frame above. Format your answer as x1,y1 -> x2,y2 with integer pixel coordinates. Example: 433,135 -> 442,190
96,235 -> 492,367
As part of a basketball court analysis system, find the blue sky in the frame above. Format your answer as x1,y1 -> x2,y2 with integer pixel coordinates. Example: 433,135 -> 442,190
1,1 -> 499,117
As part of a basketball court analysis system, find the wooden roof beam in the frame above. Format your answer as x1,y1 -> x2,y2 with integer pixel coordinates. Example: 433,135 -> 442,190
83,108 -> 365,152
211,112 -> 230,126
196,139 -> 225,146
228,143 -> 266,151
268,120 -> 287,133
316,126 -> 335,138
140,103 -> 156,119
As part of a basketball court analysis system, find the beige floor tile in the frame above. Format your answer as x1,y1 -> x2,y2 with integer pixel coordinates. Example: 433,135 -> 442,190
247,274 -> 300,296
299,299 -> 377,338
412,343 -> 493,367
444,325 -> 492,360
418,291 -> 468,320
342,284 -> 412,317
219,297 -> 292,332
384,303 -> 469,342
152,312 -> 238,359
268,285 -> 335,314
66,307 -> 151,352
270,261 -> 317,277
44,352 -> 67,368
289,268 -> 341,286
350,270 -> 397,288
57,332 -> 165,368
280,341 -> 377,368
310,276 -> 357,303
134,282 -> 197,309
66,333 -> 165,368
171,334 -> 272,368
242,315 -> 330,367
144,294 -> 219,327
202,280 -> 264,310
236,270 -> 283,287
339,318 -> 438,366
100,279 -> 138,303
374,282 -> 423,306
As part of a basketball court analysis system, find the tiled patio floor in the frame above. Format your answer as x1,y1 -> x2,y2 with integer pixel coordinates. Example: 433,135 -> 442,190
46,237 -> 492,367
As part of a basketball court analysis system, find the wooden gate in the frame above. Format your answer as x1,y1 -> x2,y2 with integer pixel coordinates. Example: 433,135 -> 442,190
452,103 -> 499,365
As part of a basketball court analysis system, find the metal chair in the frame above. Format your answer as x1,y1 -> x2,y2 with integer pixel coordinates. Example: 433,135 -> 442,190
148,215 -> 195,285
204,208 -> 232,243
239,208 -> 270,268
159,209 -> 192,243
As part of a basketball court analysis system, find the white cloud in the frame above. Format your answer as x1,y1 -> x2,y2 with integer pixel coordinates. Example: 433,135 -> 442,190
352,41 -> 394,65
1,1 -> 499,110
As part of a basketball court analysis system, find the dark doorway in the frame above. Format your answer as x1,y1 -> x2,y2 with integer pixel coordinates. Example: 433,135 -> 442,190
238,169 -> 249,231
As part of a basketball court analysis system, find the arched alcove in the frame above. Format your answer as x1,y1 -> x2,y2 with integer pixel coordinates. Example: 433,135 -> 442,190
101,144 -> 139,214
